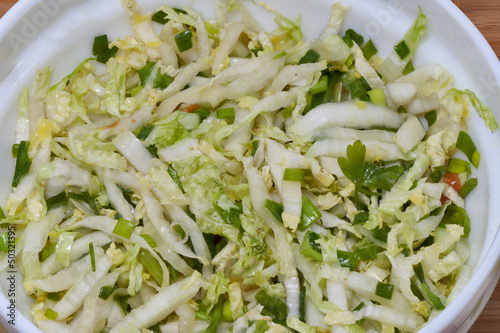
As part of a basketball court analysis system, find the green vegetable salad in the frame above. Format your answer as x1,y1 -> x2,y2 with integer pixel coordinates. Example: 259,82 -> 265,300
1,0 -> 497,332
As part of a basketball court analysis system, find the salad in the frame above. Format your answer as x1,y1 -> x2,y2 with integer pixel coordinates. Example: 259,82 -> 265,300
1,0 -> 497,332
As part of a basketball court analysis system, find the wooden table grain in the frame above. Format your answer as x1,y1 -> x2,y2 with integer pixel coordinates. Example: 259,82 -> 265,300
1,0 -> 500,332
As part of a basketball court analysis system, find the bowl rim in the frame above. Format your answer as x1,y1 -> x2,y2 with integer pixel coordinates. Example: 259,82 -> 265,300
0,0 -> 500,332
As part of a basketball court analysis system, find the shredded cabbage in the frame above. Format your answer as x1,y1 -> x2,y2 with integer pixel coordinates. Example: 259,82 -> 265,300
2,1 -> 494,332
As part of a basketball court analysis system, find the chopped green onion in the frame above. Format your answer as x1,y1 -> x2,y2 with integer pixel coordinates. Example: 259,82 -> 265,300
168,262 -> 179,283
12,140 -> 31,187
168,166 -> 184,193
138,248 -> 163,286
11,143 -> 19,158
298,195 -> 322,231
138,62 -> 155,86
129,84 -> 143,97
46,192 -> 69,211
222,300 -> 233,322
299,286 -> 306,322
459,178 -> 478,198
300,230 -> 323,262
153,68 -> 172,90
402,60 -> 415,75
354,243 -> 378,261
251,141 -> 259,157
442,204 -> 470,237
367,87 -> 386,106
152,10 -> 169,24
89,242 -> 96,272
99,285 -> 118,300
172,7 -> 188,15
136,125 -> 154,141
0,233 -> 9,252
413,263 -> 425,283
342,29 -> 364,48
394,40 -> 410,60
430,166 -> 446,183
309,76 -> 328,95
247,47 -> 263,58
96,45 -> 118,64
361,39 -> 378,60
410,280 -> 425,301
216,107 -> 235,120
92,35 -> 109,56
193,107 -> 210,119
424,110 -> 437,127
375,282 -> 394,300
44,308 -> 58,320
372,227 -> 388,242
447,158 -> 471,175
139,234 -> 157,248
283,168 -> 306,182
113,218 -> 135,239
265,199 -> 284,223
353,302 -> 365,312
337,250 -> 358,270
353,212 -> 369,225
46,292 -> 61,301
456,131 -> 480,168
204,296 -> 224,333
175,29 -> 193,52
298,49 -> 320,64
421,283 -> 445,310
350,78 -> 371,101
114,295 -> 130,313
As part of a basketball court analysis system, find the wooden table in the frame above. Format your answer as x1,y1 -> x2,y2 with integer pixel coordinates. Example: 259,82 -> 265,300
0,0 -> 499,332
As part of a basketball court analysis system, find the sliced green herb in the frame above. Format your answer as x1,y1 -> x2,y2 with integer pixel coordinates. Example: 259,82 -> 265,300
424,110 -> 437,127
283,168 -> 306,182
447,158 -> 471,175
353,212 -> 369,225
298,49 -> 320,64
394,40 -> 410,60
375,282 -> 394,300
337,250 -> 358,270
216,107 -> 235,120
89,242 -> 96,272
168,166 -> 184,192
138,61 -> 155,86
138,248 -> 163,286
265,199 -> 284,223
46,192 -> 69,211
300,230 -> 323,262
459,178 -> 478,198
354,243 -> 378,261
44,308 -> 58,320
402,60 -> 415,75
153,68 -> 172,90
12,140 -> 31,187
298,195 -> 322,231
139,233 -> 157,248
99,285 -> 118,300
309,75 -> 328,95
152,10 -> 169,24
361,39 -> 377,60
421,283 -> 445,310
113,218 -> 135,239
442,204 -> 470,237
204,296 -> 224,333
456,131 -> 480,168
175,29 -> 193,52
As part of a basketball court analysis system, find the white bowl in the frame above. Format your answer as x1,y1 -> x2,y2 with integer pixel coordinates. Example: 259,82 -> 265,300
0,0 -> 499,332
